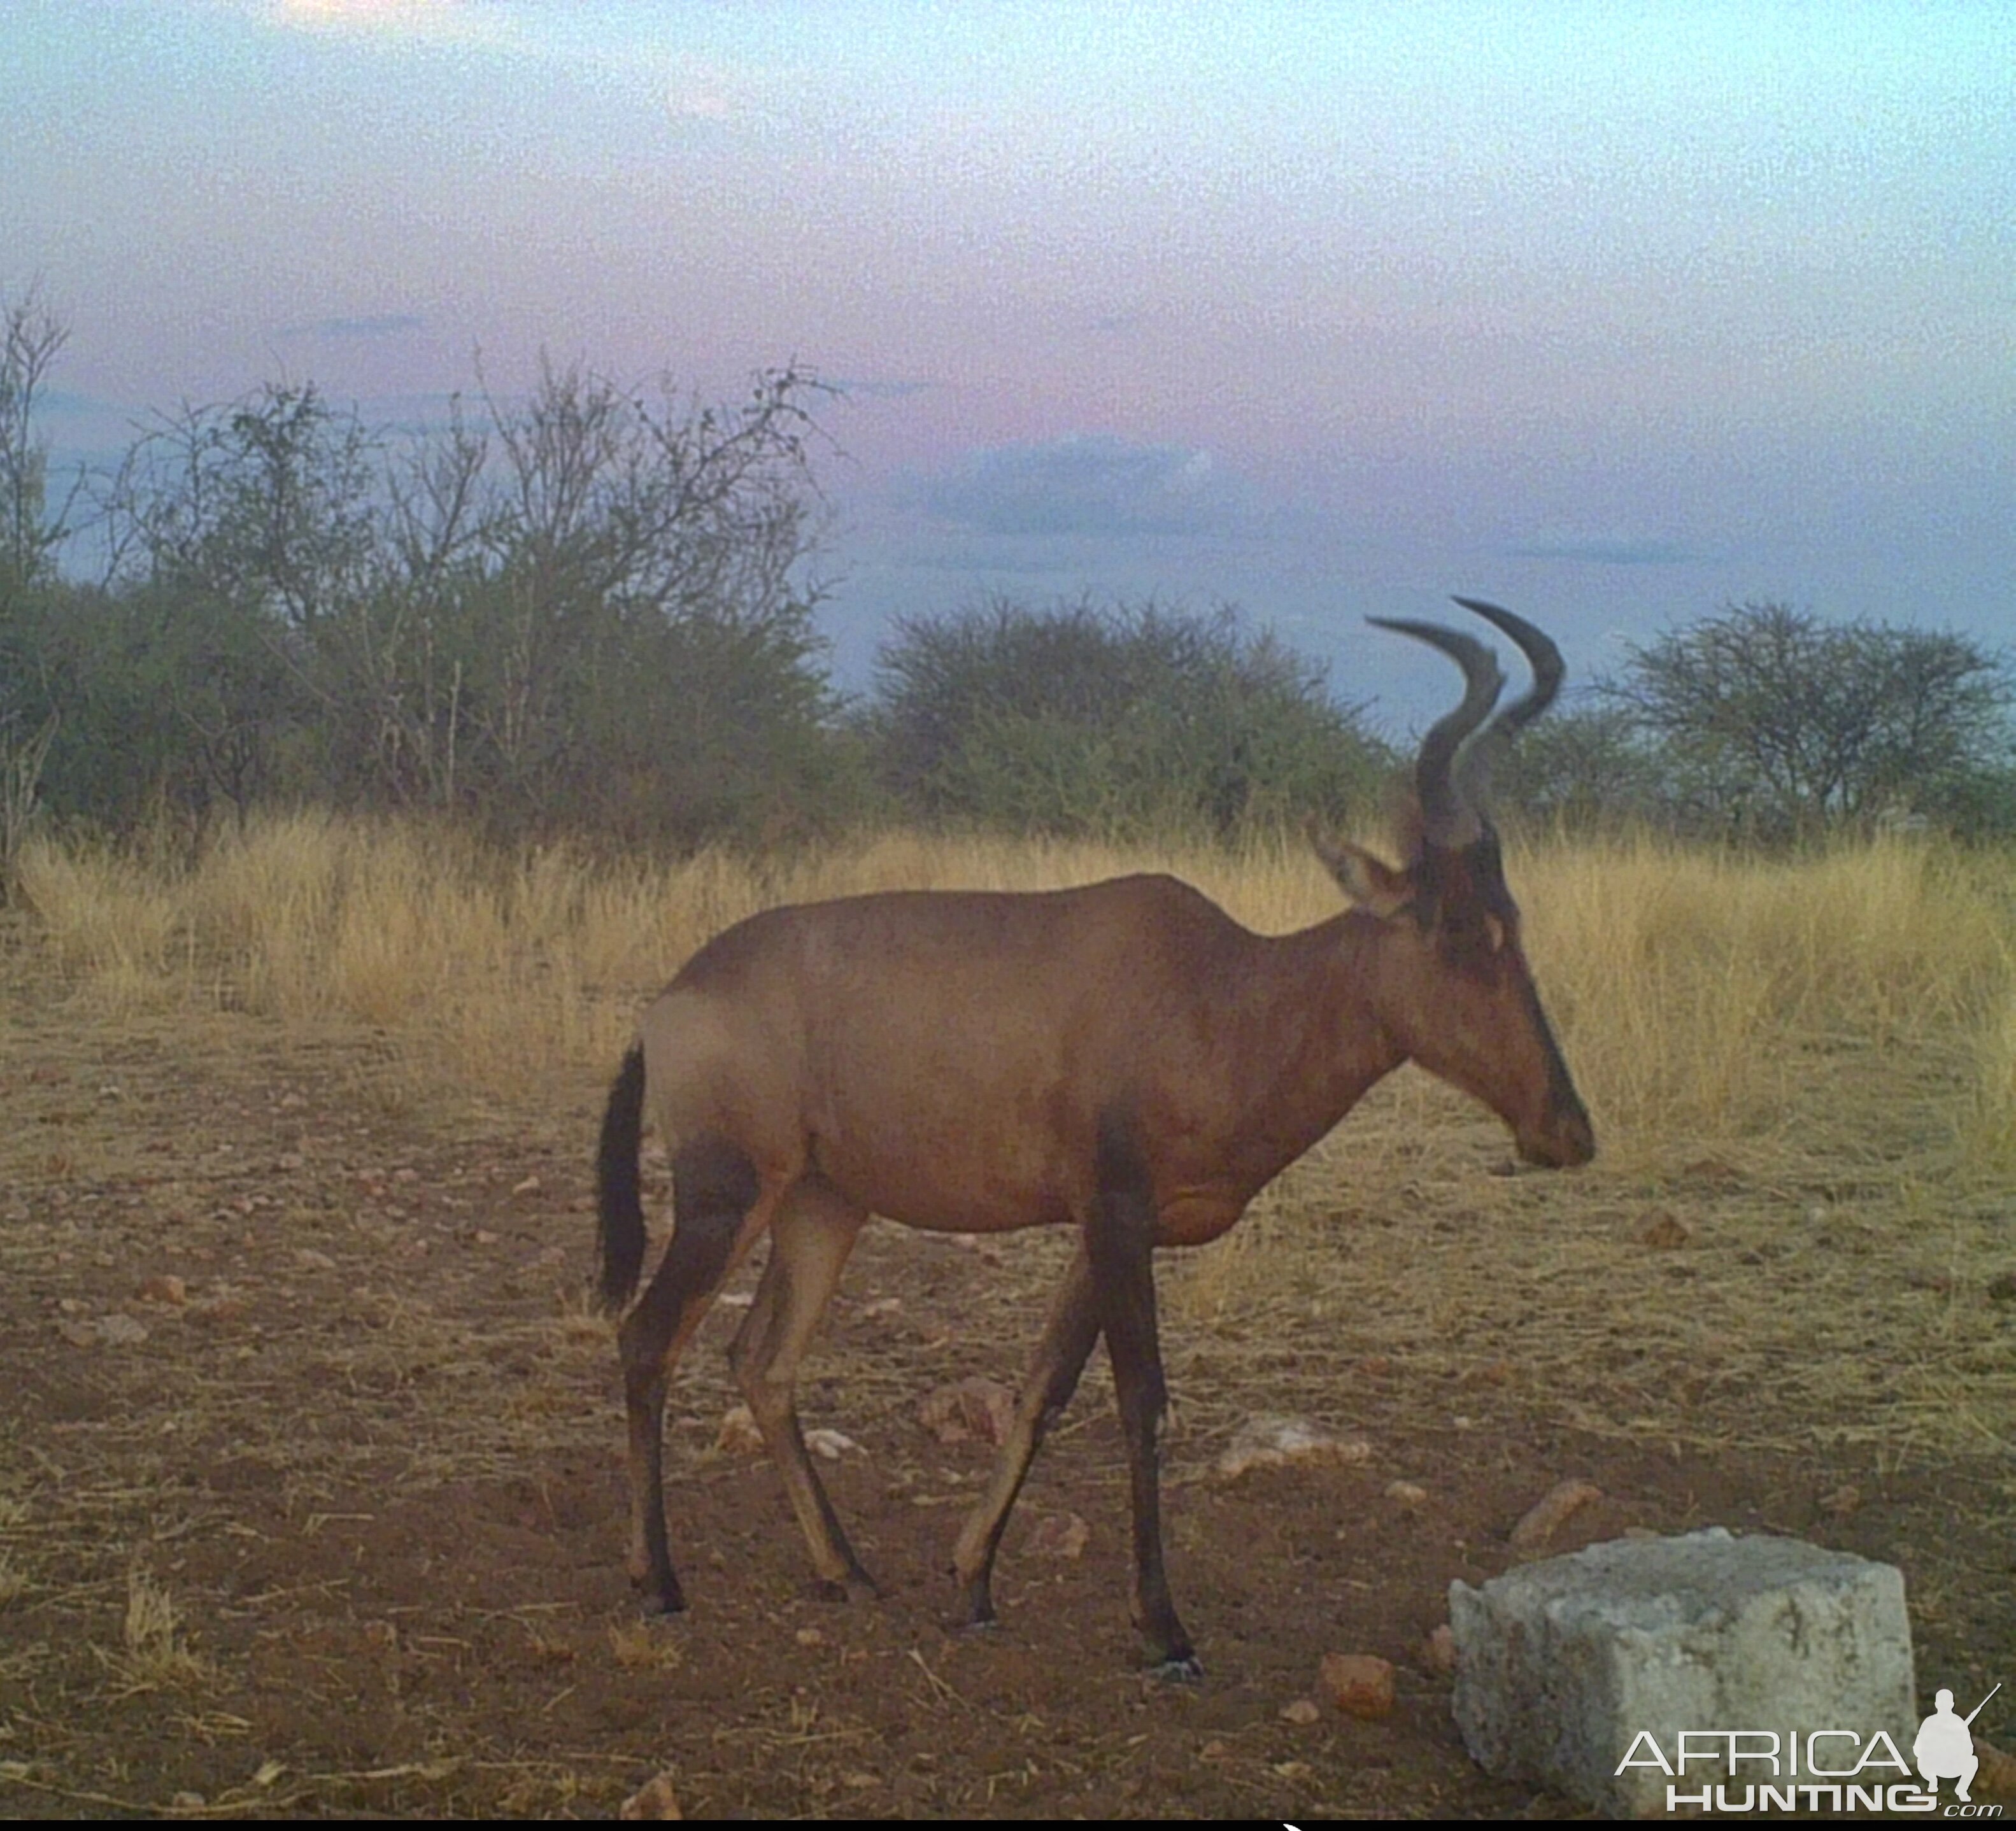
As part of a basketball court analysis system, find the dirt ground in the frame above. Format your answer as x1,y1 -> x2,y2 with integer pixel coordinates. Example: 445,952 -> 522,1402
2,984 -> 2011,1819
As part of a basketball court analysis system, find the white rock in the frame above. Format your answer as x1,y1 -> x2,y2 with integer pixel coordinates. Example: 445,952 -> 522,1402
1451,1529 -> 1915,1818
1211,1413 -> 1371,1483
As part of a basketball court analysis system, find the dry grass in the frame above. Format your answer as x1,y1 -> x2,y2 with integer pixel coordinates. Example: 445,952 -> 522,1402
16,814 -> 2013,1166
10,813 -> 2015,1465
3,816 -> 2011,1819
1516,832 -> 2015,1171
99,1569 -> 217,1696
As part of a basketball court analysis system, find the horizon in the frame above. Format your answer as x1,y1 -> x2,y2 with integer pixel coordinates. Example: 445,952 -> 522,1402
8,1 -> 2012,730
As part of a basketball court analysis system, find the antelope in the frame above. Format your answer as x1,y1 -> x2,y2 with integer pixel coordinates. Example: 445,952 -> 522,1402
595,597 -> 1594,1678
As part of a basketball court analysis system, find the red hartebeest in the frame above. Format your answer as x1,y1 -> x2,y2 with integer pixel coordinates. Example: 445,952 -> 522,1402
595,598 -> 1593,1676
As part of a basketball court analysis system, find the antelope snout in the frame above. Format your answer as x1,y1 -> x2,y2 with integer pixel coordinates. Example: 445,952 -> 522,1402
1517,1103 -> 1595,1169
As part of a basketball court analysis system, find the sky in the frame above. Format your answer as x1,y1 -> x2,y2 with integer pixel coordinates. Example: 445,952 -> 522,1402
5,0 -> 2012,731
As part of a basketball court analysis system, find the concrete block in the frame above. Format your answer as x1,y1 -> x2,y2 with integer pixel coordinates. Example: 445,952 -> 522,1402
1451,1528 -> 1916,1816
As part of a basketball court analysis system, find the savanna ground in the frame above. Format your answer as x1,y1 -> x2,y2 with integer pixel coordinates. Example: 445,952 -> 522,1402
1,819 -> 2012,1819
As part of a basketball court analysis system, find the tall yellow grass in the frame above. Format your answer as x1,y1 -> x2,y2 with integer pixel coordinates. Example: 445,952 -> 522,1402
12,813 -> 2014,1178
1516,831 -> 2013,1171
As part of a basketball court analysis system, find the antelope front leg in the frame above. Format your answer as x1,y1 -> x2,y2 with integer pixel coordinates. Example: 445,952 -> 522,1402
1087,1115 -> 1197,1678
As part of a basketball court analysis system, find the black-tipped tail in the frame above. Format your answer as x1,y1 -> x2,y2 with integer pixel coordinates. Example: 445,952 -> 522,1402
595,1043 -> 647,1312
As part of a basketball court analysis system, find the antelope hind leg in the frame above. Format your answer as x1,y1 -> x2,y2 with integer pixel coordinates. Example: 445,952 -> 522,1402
728,1177 -> 878,1600
951,1243 -> 1101,1630
620,1134 -> 770,1615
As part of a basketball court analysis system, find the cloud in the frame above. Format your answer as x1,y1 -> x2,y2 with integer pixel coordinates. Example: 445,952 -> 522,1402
30,388 -> 112,418
1504,535 -> 1700,566
264,1 -> 515,49
280,313 -> 427,340
923,435 -> 1243,540
665,53 -> 776,125
829,376 -> 937,402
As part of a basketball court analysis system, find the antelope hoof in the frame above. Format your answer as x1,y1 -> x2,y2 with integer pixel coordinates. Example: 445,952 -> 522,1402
954,1576 -> 998,1632
630,1569 -> 688,1616
1149,1651 -> 1205,1685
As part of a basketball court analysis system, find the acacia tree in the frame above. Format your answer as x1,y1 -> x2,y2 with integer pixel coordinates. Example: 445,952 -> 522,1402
872,594 -> 1390,838
1612,601 -> 2013,835
96,383 -> 371,827
316,357 -> 844,842
1487,701 -> 1665,832
0,283 -> 78,599
446,357 -> 839,840
0,286 -> 80,888
77,358 -> 846,844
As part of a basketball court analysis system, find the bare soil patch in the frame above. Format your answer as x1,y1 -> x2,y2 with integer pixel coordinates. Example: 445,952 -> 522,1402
2,974 -> 2010,1818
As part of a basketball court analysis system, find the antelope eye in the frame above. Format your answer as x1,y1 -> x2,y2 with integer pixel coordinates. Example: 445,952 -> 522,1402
1482,912 -> 1507,954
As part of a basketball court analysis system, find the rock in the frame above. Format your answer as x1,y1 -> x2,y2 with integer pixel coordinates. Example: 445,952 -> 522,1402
1975,1735 -> 2016,1800
1508,1477 -> 1601,1556
1421,1623 -> 1458,1676
1638,1210 -> 1690,1249
919,1376 -> 1016,1447
191,1293 -> 248,1324
1212,1414 -> 1371,1483
1318,1651 -> 1395,1719
1385,1479 -> 1428,1508
802,1428 -> 860,1461
1024,1512 -> 1090,1559
713,1405 -> 764,1455
618,1771 -> 682,1820
1450,1529 -> 1915,1818
1279,1697 -> 1321,1725
138,1274 -> 187,1305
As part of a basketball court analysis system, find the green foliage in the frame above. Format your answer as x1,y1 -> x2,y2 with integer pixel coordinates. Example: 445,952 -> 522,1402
12,283 -> 2016,856
870,595 -> 1391,840
1488,701 -> 1665,834
0,285 -> 75,604
12,349 -> 855,851
1610,601 -> 2015,838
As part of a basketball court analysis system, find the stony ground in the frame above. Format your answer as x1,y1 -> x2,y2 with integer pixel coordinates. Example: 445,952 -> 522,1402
2,989 -> 2011,1818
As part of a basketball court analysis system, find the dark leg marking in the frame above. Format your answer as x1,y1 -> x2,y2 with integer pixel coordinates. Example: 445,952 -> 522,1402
620,1133 -> 762,1615
594,1044 -> 648,1311
1085,1110 -> 1198,1678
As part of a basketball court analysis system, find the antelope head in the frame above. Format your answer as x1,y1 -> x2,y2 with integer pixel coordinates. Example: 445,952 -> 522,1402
1321,599 -> 1594,1168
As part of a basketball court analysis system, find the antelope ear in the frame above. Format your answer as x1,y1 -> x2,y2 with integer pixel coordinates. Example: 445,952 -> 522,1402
1314,837 -> 1416,919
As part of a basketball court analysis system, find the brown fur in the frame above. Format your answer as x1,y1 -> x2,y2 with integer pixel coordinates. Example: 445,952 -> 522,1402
593,602 -> 1594,1673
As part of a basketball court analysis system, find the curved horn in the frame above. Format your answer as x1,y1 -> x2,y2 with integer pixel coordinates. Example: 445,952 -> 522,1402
1447,598 -> 1566,807
1367,615 -> 1503,844
1451,597 -> 1564,739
